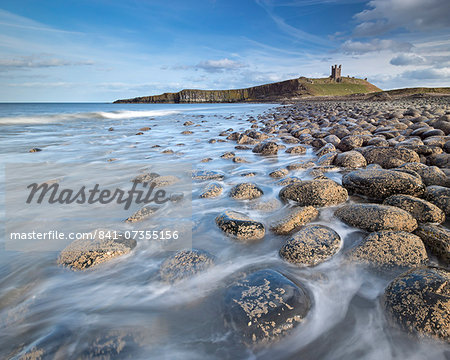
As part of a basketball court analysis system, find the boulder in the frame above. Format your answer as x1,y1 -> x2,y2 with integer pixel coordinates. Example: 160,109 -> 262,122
279,179 -> 348,207
335,204 -> 418,232
159,249 -> 214,283
383,194 -> 445,223
279,225 -> 341,266
360,147 -> 420,168
230,183 -> 263,200
342,169 -> 425,199
224,269 -> 310,344
200,182 -> 223,198
347,231 -> 428,270
425,185 -> 450,216
252,141 -> 279,155
414,224 -> 450,265
216,211 -> 265,241
383,267 -> 450,341
58,230 -> 136,270
269,206 -> 319,235
334,151 -> 367,168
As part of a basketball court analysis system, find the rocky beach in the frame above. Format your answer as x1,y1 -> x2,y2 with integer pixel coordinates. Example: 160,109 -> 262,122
1,95 -> 449,359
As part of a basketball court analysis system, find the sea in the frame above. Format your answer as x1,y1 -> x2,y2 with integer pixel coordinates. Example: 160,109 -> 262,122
0,103 -> 448,359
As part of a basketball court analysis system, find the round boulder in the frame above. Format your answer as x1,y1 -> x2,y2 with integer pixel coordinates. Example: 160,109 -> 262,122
360,147 -> 420,168
269,206 -> 319,235
347,231 -> 428,270
216,211 -> 265,241
397,162 -> 447,186
252,141 -> 279,155
335,204 -> 418,232
279,225 -> 341,266
425,185 -> 450,216
279,179 -> 348,207
342,169 -> 425,199
383,194 -> 445,223
159,249 -> 215,283
383,267 -> 450,341
414,224 -> 450,265
338,135 -> 364,151
200,182 -> 223,198
58,230 -> 136,271
230,183 -> 264,200
224,269 -> 311,344
334,151 -> 367,168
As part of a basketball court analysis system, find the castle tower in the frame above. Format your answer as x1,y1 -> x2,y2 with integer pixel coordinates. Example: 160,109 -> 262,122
330,64 -> 342,82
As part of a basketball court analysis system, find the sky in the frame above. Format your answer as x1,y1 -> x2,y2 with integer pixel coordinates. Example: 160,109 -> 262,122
0,0 -> 449,102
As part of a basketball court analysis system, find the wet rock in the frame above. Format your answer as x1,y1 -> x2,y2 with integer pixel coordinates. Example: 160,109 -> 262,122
334,151 -> 367,168
252,141 -> 279,155
181,130 -> 193,135
414,224 -> 450,265
216,211 -> 265,241
317,152 -> 337,166
279,179 -> 348,207
29,148 -> 42,153
269,169 -> 289,178
192,170 -> 225,181
383,194 -> 445,223
383,266 -> 450,341
200,182 -> 223,198
200,157 -> 212,163
237,134 -> 258,145
342,169 -> 425,199
276,177 -> 302,186
338,135 -> 364,151
285,145 -> 306,154
269,206 -> 319,235
58,230 -> 136,271
125,205 -> 159,223
108,127 -> 114,131
235,145 -> 252,150
316,143 -> 336,157
428,153 -> 450,168
224,269 -> 310,344
324,134 -> 340,146
347,231 -> 428,270
425,185 -> 450,216
159,249 -> 214,283
151,175 -> 179,187
221,151 -> 235,159
360,147 -> 420,168
139,127 -> 151,131
183,121 -> 194,126
233,157 -> 249,163
135,132 -> 144,135
230,183 -> 263,200
279,225 -> 341,266
335,204 -> 418,232
397,162 -> 447,186
161,149 -> 174,154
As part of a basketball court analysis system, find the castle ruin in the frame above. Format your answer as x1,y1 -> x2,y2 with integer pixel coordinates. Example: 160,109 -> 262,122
330,64 -> 342,82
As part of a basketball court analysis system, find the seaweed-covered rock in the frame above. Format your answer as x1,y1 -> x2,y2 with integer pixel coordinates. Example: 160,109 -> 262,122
159,249 -> 215,283
334,151 -> 367,168
200,182 -> 223,198
414,224 -> 450,265
279,225 -> 341,266
125,205 -> 159,223
252,141 -> 279,155
269,206 -> 318,235
335,204 -> 418,232
383,267 -> 450,341
224,269 -> 310,344
342,169 -> 425,199
216,211 -> 265,241
383,194 -> 445,223
347,231 -> 428,270
425,185 -> 450,216
397,163 -> 447,186
192,170 -> 225,181
360,147 -> 420,168
279,179 -> 348,207
58,230 -> 136,271
230,183 -> 263,200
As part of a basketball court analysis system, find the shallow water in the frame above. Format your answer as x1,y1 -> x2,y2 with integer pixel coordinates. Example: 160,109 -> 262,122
0,103 -> 448,359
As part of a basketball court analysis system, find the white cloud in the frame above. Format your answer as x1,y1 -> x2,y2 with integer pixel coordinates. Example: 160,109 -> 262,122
341,39 -> 413,54
196,58 -> 247,73
390,54 -> 426,66
354,0 -> 450,36
0,55 -> 94,70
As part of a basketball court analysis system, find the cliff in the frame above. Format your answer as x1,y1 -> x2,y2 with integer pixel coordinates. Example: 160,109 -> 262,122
114,77 -> 381,103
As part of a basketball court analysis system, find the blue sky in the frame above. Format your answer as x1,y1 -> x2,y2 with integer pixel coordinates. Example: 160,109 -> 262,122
0,0 -> 449,102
